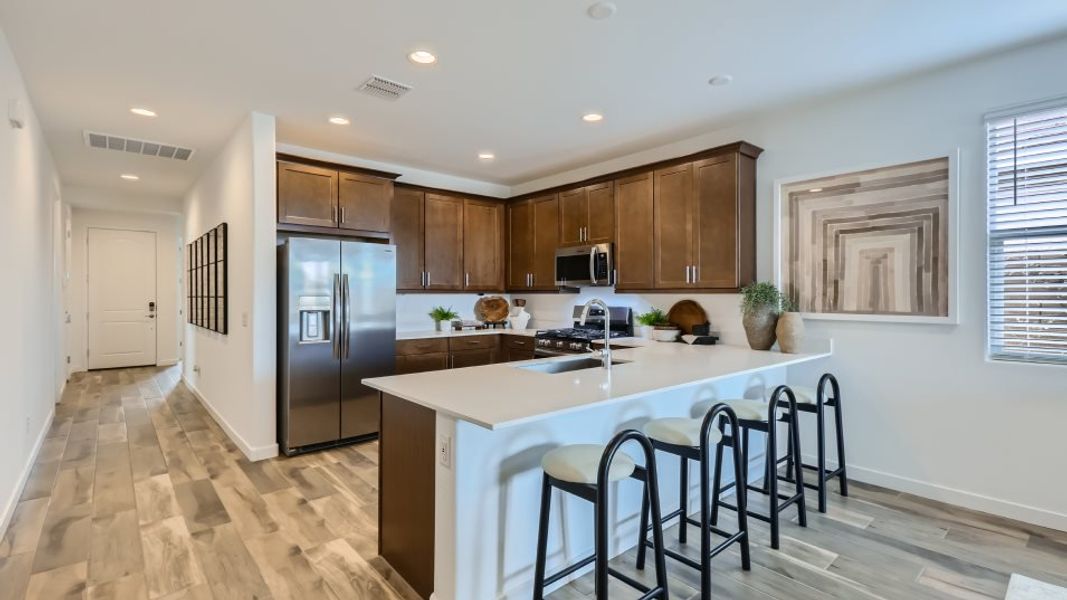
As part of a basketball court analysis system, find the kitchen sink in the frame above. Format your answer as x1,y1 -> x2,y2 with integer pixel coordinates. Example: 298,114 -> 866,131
515,356 -> 630,374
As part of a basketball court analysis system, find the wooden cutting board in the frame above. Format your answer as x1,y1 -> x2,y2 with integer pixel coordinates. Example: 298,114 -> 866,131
474,296 -> 510,322
667,299 -> 708,335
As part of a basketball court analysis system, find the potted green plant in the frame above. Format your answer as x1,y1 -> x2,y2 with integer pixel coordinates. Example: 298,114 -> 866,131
429,306 -> 460,332
775,296 -> 804,353
636,308 -> 678,342
740,282 -> 785,350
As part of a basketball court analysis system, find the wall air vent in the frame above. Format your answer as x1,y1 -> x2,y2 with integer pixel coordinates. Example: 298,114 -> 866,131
357,75 -> 412,101
83,131 -> 195,161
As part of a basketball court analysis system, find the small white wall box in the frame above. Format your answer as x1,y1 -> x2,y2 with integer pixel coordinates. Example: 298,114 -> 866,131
8,99 -> 25,129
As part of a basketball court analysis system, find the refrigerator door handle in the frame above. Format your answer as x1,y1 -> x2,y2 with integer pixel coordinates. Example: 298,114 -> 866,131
332,273 -> 341,359
342,273 -> 351,359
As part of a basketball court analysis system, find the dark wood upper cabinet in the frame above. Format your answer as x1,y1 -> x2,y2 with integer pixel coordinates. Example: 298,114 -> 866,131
424,194 -> 465,291
277,161 -> 338,227
392,187 -> 425,291
507,193 -> 559,290
339,171 -> 393,233
507,200 -> 534,289
558,183 -> 614,246
653,163 -> 695,289
463,199 -> 505,291
530,194 -> 560,289
614,172 -> 654,290
693,153 -> 753,289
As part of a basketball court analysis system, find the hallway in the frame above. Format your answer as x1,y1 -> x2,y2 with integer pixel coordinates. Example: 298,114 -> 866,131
0,366 -> 416,600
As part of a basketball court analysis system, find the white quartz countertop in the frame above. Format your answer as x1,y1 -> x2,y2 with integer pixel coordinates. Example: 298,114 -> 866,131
364,341 -> 831,429
396,328 -> 538,341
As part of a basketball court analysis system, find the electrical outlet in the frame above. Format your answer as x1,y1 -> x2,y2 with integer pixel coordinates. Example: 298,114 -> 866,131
438,434 -> 452,469
193,364 -> 201,375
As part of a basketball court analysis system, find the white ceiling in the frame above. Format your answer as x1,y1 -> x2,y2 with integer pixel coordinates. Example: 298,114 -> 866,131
3,0 -> 1067,198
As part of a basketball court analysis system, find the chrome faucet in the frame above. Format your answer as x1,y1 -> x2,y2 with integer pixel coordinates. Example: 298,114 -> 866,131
579,298 -> 612,370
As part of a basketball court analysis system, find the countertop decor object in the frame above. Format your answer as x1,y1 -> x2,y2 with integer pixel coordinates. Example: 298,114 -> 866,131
636,308 -> 668,339
651,327 -> 681,342
741,281 -> 783,350
776,299 -> 804,353
666,299 -> 708,335
474,296 -> 510,323
429,306 -> 460,332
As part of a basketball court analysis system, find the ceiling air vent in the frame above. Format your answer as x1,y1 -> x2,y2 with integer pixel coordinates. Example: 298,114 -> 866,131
83,131 -> 195,161
357,75 -> 412,101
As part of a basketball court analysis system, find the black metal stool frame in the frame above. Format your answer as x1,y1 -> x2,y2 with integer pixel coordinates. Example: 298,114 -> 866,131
781,373 -> 849,513
710,385 -> 807,550
634,404 -> 751,600
532,430 -> 670,600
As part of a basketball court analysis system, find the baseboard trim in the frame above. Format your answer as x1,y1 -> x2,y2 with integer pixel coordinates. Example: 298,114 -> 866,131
801,453 -> 1067,532
182,376 -> 278,462
0,405 -> 55,540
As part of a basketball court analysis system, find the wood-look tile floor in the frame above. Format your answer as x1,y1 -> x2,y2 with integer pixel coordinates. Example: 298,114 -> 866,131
0,366 -> 418,600
3,366 -> 1065,599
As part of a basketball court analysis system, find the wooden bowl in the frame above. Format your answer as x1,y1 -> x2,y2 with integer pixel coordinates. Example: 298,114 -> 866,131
474,296 -> 510,322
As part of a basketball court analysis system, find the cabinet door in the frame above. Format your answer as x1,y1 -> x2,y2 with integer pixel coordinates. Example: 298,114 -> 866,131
558,187 -> 587,246
693,154 -> 740,289
507,200 -> 534,289
585,182 -> 615,244
450,348 -> 496,368
392,187 -> 425,291
463,200 -> 505,291
424,194 -> 464,290
396,353 -> 449,374
614,172 -> 654,290
277,161 -> 338,227
339,171 -> 393,233
653,163 -> 694,289
531,194 -> 559,289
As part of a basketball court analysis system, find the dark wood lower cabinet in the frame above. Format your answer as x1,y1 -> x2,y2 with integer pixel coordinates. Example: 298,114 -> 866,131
450,348 -> 496,368
379,393 -> 436,599
396,353 -> 449,374
500,335 -> 536,362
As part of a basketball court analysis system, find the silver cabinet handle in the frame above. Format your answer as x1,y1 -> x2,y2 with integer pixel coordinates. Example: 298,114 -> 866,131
612,268 -> 617,285
340,206 -> 346,224
685,265 -> 691,284
426,272 -> 431,287
530,273 -> 535,286
465,272 -> 470,288
692,265 -> 698,284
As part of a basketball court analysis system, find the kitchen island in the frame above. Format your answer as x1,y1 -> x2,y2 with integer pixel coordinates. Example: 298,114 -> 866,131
364,339 -> 831,600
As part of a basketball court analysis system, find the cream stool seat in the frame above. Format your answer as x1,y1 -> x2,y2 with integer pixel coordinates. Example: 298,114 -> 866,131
781,386 -> 821,404
694,399 -> 771,422
644,418 -> 723,447
541,444 -> 636,484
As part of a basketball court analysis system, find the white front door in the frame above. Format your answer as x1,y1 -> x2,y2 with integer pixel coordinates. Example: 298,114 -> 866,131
87,228 -> 157,369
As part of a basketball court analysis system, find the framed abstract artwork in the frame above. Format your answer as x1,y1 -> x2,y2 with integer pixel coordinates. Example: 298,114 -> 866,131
774,152 -> 958,324
187,222 -> 228,334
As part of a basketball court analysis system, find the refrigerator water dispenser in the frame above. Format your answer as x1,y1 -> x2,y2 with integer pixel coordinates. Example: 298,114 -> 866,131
298,296 -> 332,343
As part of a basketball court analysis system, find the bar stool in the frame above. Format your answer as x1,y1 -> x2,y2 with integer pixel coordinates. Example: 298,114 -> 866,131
710,385 -> 807,550
634,404 -> 750,600
532,431 -> 670,600
781,373 -> 849,513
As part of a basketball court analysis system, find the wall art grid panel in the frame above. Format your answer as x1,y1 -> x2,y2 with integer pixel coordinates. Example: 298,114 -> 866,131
187,222 -> 228,333
778,157 -> 953,321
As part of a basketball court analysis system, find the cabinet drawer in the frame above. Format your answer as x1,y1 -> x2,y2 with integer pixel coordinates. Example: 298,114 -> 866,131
397,338 -> 450,356
448,335 -> 498,351
396,353 -> 449,374
503,335 -> 534,350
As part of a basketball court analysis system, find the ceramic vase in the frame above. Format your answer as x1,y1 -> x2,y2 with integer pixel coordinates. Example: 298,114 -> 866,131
775,312 -> 804,353
742,306 -> 779,351
434,320 -> 443,332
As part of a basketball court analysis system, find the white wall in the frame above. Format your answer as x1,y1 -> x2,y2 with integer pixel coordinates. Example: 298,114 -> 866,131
0,25 -> 63,537
521,36 -> 1067,530
396,293 -> 511,333
183,112 -> 277,461
62,184 -> 182,215
67,204 -> 182,372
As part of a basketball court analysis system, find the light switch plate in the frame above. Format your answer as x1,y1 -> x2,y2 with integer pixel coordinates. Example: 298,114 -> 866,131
438,434 -> 452,469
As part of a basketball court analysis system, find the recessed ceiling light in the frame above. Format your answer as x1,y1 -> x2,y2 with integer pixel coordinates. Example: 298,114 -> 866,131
582,112 -> 604,123
809,187 -> 823,193
120,174 -> 140,181
478,152 -> 495,160
130,107 -> 156,117
587,1 -> 617,19
328,116 -> 350,125
708,75 -> 734,86
408,50 -> 437,65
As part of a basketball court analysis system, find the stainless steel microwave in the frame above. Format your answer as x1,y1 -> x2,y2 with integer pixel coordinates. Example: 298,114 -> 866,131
555,243 -> 613,287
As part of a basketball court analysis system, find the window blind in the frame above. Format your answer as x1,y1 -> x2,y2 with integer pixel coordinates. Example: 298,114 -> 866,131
987,104 -> 1067,365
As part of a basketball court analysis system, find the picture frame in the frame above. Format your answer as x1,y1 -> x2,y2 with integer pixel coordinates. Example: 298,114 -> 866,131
186,222 -> 228,334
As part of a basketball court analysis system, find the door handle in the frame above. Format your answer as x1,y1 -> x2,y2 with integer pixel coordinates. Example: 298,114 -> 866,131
333,273 -> 341,358
342,273 -> 351,359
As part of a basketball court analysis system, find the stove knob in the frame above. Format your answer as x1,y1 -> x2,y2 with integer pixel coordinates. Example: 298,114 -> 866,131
571,342 -> 583,351
555,341 -> 565,349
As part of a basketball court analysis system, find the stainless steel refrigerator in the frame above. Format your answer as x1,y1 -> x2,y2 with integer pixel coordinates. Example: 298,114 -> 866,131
278,237 -> 396,455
